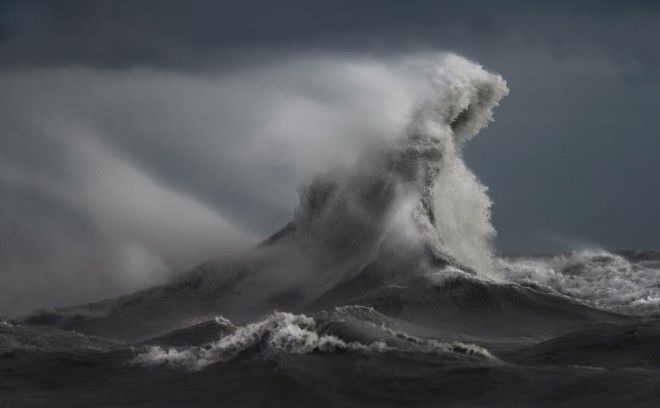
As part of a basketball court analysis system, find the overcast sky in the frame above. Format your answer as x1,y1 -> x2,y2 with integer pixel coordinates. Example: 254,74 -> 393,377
1,0 -> 659,314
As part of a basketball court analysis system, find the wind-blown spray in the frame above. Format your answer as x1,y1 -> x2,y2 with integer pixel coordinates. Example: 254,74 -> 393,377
262,54 -> 508,291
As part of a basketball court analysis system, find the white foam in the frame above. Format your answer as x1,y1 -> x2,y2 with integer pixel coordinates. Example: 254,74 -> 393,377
282,54 -> 508,286
132,311 -> 494,370
133,312 -> 389,370
499,250 -> 660,315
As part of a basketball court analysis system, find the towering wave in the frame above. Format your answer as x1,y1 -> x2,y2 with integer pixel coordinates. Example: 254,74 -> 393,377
261,55 -> 508,292
17,55 -> 516,340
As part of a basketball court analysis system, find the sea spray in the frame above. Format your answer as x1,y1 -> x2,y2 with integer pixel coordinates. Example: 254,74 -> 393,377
259,54 -> 509,296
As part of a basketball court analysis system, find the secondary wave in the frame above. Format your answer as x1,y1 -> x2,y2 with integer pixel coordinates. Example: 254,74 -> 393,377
132,306 -> 495,370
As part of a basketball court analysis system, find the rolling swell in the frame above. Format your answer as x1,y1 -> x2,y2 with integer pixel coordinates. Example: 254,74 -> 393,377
3,306 -> 660,407
312,267 -> 628,339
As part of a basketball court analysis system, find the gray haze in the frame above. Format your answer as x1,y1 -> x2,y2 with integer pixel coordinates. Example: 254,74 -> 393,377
1,0 -> 659,315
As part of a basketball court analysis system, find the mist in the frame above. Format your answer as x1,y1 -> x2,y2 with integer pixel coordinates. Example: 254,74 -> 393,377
0,54 -> 500,315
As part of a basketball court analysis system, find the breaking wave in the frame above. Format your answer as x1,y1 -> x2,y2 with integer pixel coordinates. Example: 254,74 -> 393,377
499,250 -> 660,315
133,307 -> 494,370
17,54 -> 511,335
257,54 -> 508,298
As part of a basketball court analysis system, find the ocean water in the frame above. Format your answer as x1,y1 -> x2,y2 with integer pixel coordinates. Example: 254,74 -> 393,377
2,250 -> 659,407
2,54 -> 659,407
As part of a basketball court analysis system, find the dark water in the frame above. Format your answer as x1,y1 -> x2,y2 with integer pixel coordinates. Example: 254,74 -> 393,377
2,250 -> 660,407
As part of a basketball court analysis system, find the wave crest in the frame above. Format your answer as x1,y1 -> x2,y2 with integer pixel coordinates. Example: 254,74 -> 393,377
133,308 -> 495,370
499,250 -> 660,315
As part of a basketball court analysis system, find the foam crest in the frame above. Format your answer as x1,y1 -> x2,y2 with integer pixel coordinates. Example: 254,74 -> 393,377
499,250 -> 660,315
132,310 -> 494,370
132,312 -> 388,370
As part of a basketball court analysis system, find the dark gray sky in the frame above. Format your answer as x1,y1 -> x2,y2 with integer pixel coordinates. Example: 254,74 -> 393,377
1,0 -> 659,314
